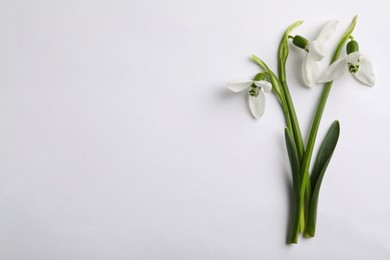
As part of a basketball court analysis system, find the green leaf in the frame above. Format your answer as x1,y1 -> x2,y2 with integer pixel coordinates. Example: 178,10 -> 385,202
306,120 -> 340,237
310,121 -> 340,190
285,128 -> 301,244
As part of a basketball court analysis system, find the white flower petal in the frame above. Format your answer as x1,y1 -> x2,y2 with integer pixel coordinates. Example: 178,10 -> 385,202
353,56 -> 376,86
316,19 -> 339,42
307,40 -> 326,61
318,58 -> 348,83
254,80 -> 272,93
346,51 -> 361,64
248,90 -> 265,119
227,79 -> 253,92
302,54 -> 319,87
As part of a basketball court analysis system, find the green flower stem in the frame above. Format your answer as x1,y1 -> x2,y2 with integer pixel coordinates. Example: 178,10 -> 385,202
254,21 -> 312,241
278,21 -> 312,236
272,76 -> 293,132
279,91 -> 293,132
278,21 -> 305,162
251,54 -> 305,239
302,16 -> 358,237
278,75 -> 305,159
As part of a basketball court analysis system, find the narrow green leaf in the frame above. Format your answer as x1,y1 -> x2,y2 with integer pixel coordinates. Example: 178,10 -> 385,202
285,128 -> 301,244
310,121 -> 340,189
306,120 -> 340,237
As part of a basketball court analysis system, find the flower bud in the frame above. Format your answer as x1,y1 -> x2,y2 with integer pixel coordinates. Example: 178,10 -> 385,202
347,40 -> 359,54
292,35 -> 309,49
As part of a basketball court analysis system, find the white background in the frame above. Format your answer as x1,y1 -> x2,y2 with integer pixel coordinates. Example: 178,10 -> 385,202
0,0 -> 389,259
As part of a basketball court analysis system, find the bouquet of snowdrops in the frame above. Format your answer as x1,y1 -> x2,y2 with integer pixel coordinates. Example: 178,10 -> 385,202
227,16 -> 375,244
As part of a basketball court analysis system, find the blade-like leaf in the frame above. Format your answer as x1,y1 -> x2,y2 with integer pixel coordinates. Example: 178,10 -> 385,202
306,120 -> 340,237
285,128 -> 301,244
310,120 -> 340,189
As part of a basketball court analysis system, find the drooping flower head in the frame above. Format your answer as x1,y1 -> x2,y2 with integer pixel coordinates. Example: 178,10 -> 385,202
292,20 -> 339,87
227,73 -> 272,119
318,39 -> 375,86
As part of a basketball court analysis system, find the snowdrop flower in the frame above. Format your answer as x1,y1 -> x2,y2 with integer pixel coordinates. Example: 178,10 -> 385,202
292,20 -> 339,87
227,73 -> 272,119
318,40 -> 375,86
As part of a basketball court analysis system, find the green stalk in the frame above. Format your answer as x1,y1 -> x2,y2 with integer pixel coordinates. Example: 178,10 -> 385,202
272,74 -> 293,132
251,53 -> 304,242
302,16 -> 358,237
278,21 -> 305,161
278,21 -> 312,235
